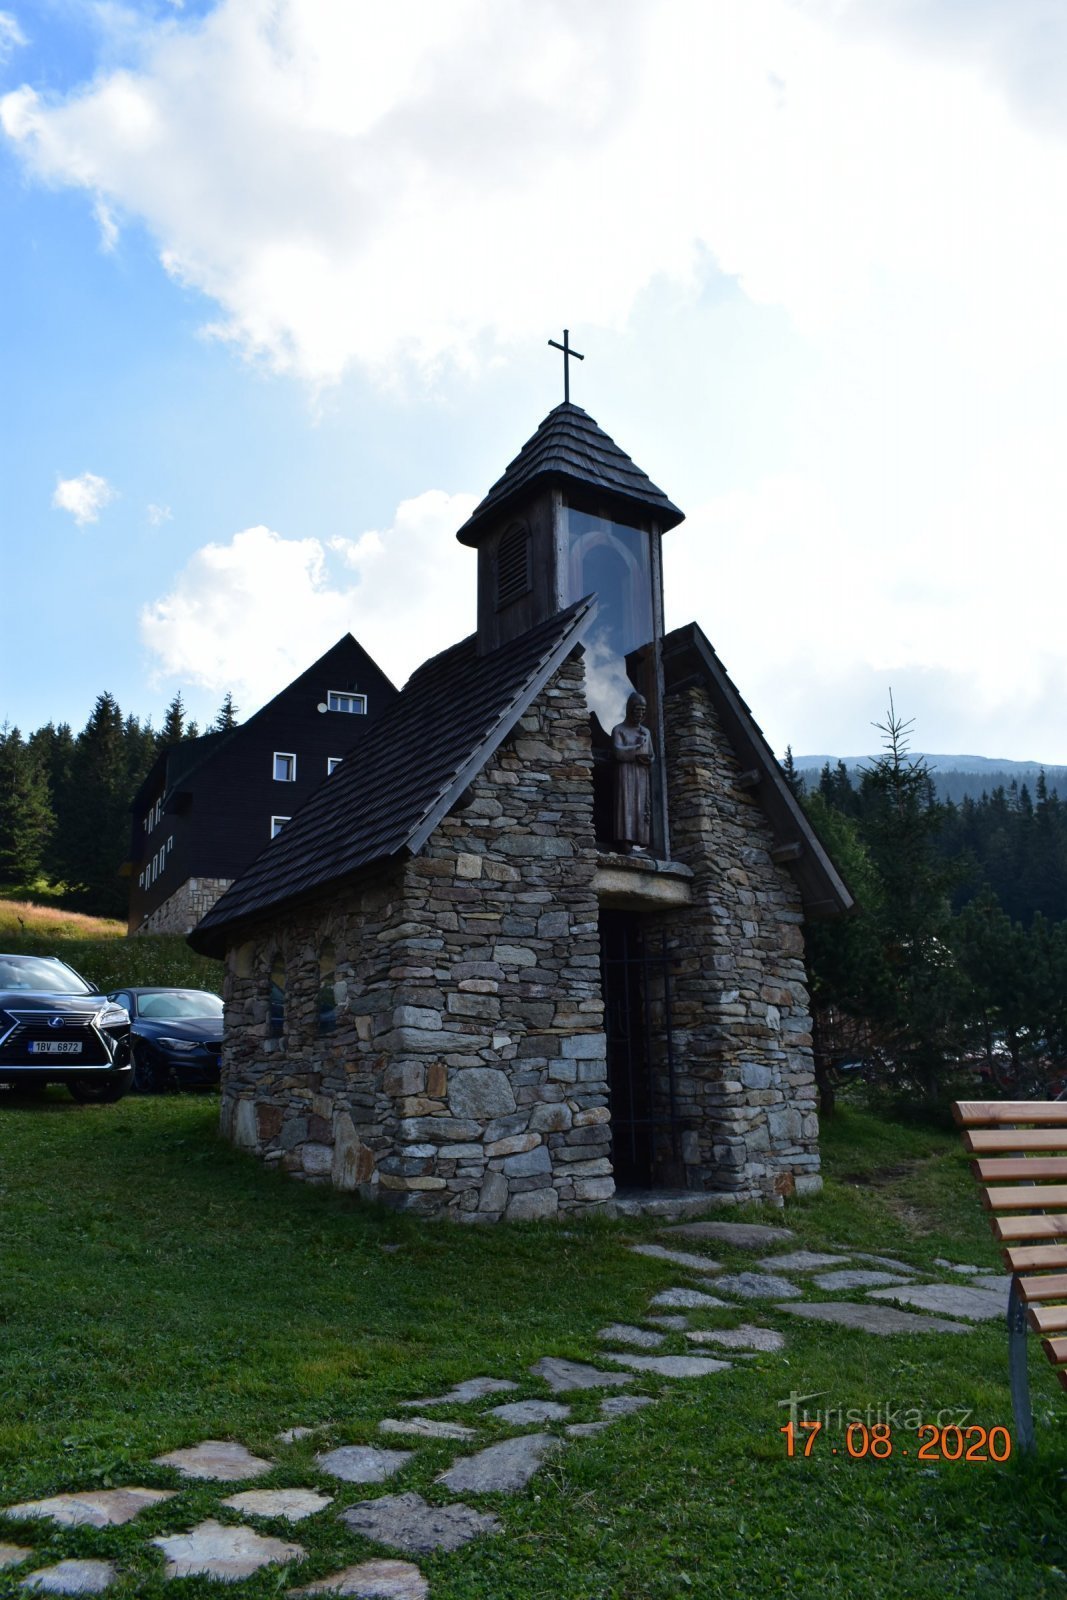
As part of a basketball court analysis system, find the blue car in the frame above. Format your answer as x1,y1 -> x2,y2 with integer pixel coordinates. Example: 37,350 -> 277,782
108,987 -> 223,1093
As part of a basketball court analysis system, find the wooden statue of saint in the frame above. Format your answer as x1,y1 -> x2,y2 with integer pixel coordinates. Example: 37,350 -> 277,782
612,691 -> 654,853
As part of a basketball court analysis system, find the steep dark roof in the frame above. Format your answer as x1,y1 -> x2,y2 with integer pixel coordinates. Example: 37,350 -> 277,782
662,623 -> 855,920
456,403 -> 685,546
189,598 -> 595,955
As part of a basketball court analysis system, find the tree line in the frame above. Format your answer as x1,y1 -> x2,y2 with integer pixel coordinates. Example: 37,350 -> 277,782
788,716 -> 1067,1111
0,691 -> 238,919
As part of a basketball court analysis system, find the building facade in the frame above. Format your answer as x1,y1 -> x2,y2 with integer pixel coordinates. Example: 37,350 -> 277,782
191,405 -> 852,1217
128,635 -> 397,935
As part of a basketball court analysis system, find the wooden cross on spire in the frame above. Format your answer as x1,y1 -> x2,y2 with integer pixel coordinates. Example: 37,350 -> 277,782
548,328 -> 584,404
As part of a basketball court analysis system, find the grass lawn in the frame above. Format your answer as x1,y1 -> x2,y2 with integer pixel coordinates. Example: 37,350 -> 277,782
0,899 -> 222,994
0,1094 -> 1065,1598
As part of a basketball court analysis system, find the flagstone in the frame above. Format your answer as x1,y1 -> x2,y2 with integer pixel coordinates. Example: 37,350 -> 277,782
777,1301 -> 972,1335
153,1519 -> 303,1581
437,1433 -> 561,1494
152,1440 -> 274,1481
597,1323 -> 666,1349
649,1287 -> 727,1310
629,1243 -> 722,1273
686,1323 -> 785,1353
600,1395 -> 657,1417
340,1492 -> 500,1555
662,1221 -> 794,1248
220,1489 -> 332,1522
379,1417 -> 477,1441
566,1421 -> 611,1438
399,1378 -> 517,1408
644,1314 -> 689,1330
867,1284 -> 1008,1321
0,1545 -> 32,1571
529,1357 -> 633,1393
486,1400 -> 571,1425
716,1272 -> 802,1300
846,1252 -> 917,1273
813,1270 -> 913,1291
278,1427 -> 318,1443
291,1559 -> 429,1598
756,1251 -> 851,1272
19,1560 -> 115,1594
601,1352 -> 732,1378
3,1488 -> 174,1529
315,1446 -> 412,1484
933,1259 -> 981,1275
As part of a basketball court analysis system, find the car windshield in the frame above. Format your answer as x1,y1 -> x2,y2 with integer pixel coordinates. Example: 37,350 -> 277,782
136,991 -> 223,1020
0,955 -> 93,994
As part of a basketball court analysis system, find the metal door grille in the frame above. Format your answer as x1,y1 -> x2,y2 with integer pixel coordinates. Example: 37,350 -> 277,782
599,911 -> 679,1187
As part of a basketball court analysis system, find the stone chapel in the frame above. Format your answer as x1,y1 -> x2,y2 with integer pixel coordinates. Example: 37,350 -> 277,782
189,400 -> 853,1220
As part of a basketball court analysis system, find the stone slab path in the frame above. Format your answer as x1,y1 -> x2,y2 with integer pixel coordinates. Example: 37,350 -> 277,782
315,1447 -> 412,1484
2,1216 -> 1010,1596
19,1559 -> 115,1594
153,1520 -> 304,1580
292,1558 -> 429,1597
438,1434 -> 561,1494
220,1489 -> 333,1522
340,1493 -> 500,1556
152,1441 -> 273,1481
2,1488 -> 174,1529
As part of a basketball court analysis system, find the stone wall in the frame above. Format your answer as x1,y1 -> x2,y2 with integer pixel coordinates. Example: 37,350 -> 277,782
133,877 -> 234,937
218,651 -> 613,1219
649,682 -> 821,1203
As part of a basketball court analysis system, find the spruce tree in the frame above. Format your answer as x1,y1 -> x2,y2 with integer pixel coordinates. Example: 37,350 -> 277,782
213,692 -> 239,731
0,725 -> 54,886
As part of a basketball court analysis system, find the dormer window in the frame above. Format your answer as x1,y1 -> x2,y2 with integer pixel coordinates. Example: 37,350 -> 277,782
327,690 -> 366,714
496,521 -> 531,610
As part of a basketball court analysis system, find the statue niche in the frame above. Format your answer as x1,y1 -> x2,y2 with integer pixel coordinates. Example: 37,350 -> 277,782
611,692 -> 654,853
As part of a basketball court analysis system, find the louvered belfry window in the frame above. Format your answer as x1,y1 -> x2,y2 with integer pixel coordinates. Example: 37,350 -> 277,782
496,521 -> 531,609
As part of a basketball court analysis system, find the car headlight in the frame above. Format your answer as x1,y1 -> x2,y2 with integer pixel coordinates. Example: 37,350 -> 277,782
156,1037 -> 202,1052
96,1003 -> 130,1030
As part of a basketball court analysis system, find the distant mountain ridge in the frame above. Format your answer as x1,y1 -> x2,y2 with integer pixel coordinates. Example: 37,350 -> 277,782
795,754 -> 1067,806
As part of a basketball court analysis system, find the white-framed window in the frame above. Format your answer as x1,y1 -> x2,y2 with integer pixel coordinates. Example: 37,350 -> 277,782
271,816 -> 290,838
273,751 -> 297,782
138,870 -> 145,888
154,799 -> 162,826
327,690 -> 367,714
151,853 -> 159,883
327,756 -> 343,775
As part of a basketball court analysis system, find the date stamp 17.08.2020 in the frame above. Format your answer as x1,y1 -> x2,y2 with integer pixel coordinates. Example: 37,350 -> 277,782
780,1419 -> 1012,1461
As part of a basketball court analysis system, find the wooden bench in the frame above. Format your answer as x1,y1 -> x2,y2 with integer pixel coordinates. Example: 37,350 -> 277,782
952,1100 -> 1067,1452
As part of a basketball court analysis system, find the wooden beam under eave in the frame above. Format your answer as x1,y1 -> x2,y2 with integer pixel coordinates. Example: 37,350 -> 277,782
771,841 -> 803,864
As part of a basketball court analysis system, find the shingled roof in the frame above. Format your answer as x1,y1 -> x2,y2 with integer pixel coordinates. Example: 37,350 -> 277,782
456,403 -> 684,546
189,598 -> 595,956
662,623 -> 854,919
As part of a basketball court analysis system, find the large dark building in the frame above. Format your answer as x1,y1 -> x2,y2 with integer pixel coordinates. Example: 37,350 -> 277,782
127,635 -> 396,935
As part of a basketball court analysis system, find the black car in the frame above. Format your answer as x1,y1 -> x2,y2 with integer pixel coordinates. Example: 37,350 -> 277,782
0,953 -> 132,1103
109,988 -> 223,1092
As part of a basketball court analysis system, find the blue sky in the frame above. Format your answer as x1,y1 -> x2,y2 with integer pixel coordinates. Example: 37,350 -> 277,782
3,0 -> 1067,760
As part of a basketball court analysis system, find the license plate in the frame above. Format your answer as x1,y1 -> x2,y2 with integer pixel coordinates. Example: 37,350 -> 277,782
29,1041 -> 83,1055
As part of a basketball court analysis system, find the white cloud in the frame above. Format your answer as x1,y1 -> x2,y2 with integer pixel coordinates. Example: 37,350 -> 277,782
0,12 -> 25,63
52,471 -> 117,526
147,501 -> 172,525
139,488 -> 477,707
5,1 -> 1066,387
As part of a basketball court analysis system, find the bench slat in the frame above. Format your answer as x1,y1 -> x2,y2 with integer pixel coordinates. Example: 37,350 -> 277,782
984,1183 -> 1067,1210
1005,1244 -> 1067,1272
1042,1336 -> 1067,1364
1018,1272 -> 1067,1302
993,1213 -> 1067,1242
964,1130 -> 1067,1153
954,1101 -> 1067,1127
1029,1304 -> 1067,1335
976,1158 -> 1067,1181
